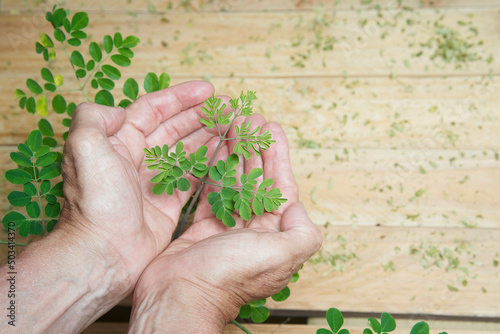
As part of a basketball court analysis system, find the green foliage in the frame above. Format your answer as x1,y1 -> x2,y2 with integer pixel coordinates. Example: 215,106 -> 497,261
316,308 -> 440,334
6,5 -> 169,238
148,91 -> 287,326
4,129 -> 62,236
145,142 -> 209,196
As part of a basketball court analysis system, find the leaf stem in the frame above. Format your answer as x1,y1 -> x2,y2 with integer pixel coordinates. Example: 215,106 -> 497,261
0,241 -> 28,246
173,139 -> 224,240
230,320 -> 253,334
31,154 -> 48,235
173,105 -> 242,239
62,42 -> 91,102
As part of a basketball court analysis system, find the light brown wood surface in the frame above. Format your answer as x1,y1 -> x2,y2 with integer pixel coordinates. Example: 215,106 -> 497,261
1,0 -> 499,332
80,322 -> 500,334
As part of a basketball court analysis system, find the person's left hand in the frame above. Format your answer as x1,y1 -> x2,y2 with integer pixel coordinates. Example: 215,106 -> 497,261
59,81 -> 215,292
128,119 -> 322,333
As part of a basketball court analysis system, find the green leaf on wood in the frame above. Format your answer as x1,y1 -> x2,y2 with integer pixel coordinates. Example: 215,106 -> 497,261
271,286 -> 290,302
71,12 -> 89,30
159,73 -> 170,89
70,50 -> 85,67
102,65 -> 121,80
26,130 -> 42,151
97,78 -> 115,90
36,95 -> 48,116
410,322 -> 430,334
95,90 -> 114,106
39,163 -> 61,180
26,201 -> 41,218
103,35 -> 113,53
52,94 -> 66,114
41,68 -> 54,83
144,72 -> 159,93
26,79 -> 43,94
123,78 -> 139,100
121,35 -> 140,48
7,191 -> 32,207
111,54 -> 131,67
2,212 -> 27,229
89,42 -> 102,62
381,313 -> 396,332
327,308 -> 344,334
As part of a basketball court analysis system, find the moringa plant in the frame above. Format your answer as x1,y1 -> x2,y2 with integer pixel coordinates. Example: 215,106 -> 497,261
317,308 -> 447,334
2,5 -> 290,332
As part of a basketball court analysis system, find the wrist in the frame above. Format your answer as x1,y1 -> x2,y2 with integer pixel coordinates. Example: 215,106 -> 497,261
129,275 -> 238,333
0,221 -> 130,332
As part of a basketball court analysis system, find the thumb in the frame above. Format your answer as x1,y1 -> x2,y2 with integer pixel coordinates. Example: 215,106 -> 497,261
69,102 -> 125,137
280,202 -> 323,263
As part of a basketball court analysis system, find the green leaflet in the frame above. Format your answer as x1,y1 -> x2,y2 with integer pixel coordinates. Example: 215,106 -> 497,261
123,78 -> 139,100
271,286 -> 290,302
144,72 -> 159,93
121,35 -> 140,48
95,90 -> 114,106
327,308 -> 344,334
5,169 -> 32,185
102,64 -> 121,80
71,12 -> 89,30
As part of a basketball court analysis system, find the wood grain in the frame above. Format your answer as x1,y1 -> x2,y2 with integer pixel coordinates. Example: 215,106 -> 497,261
270,225 -> 500,317
1,9 -> 498,78
0,0 -> 499,327
80,321 -> 500,333
4,0 -> 500,12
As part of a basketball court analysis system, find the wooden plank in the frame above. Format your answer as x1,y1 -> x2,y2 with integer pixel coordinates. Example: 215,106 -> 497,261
269,225 -> 500,317
1,144 -> 498,229
1,9 -> 498,78
1,76 -> 499,150
81,321 -> 500,334
293,148 -> 500,228
4,0 -> 500,13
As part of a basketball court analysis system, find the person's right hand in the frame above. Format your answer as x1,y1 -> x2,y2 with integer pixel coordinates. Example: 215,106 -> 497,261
128,118 -> 322,333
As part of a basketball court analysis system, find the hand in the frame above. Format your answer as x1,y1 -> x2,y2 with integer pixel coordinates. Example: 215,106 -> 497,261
128,118 -> 322,333
0,81 -> 219,333
59,81 -> 217,290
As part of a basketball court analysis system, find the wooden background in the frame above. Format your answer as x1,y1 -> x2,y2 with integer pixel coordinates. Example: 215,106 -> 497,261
1,0 -> 499,333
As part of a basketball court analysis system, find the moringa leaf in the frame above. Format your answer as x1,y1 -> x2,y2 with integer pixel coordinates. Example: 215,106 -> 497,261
52,94 -> 66,114
95,90 -> 114,106
102,65 -> 121,80
111,54 -> 131,67
70,51 -> 85,67
123,78 -> 139,100
26,79 -> 43,94
103,35 -> 113,53
89,42 -> 102,62
26,130 -> 42,151
271,286 -> 290,302
121,35 -> 140,48
144,72 -> 159,93
326,308 -> 344,333
381,313 -> 396,332
36,96 -> 48,116
7,191 -> 32,207
159,72 -> 170,89
71,12 -> 89,30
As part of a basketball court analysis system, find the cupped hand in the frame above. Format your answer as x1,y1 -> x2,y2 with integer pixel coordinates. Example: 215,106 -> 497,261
58,81 -> 216,290
129,118 -> 322,332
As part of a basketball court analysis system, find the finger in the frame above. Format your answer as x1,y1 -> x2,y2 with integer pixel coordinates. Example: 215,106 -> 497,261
279,202 -> 323,264
144,95 -> 231,149
64,103 -> 126,167
260,122 -> 299,210
69,102 -> 125,137
115,81 -> 214,169
125,81 -> 215,137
